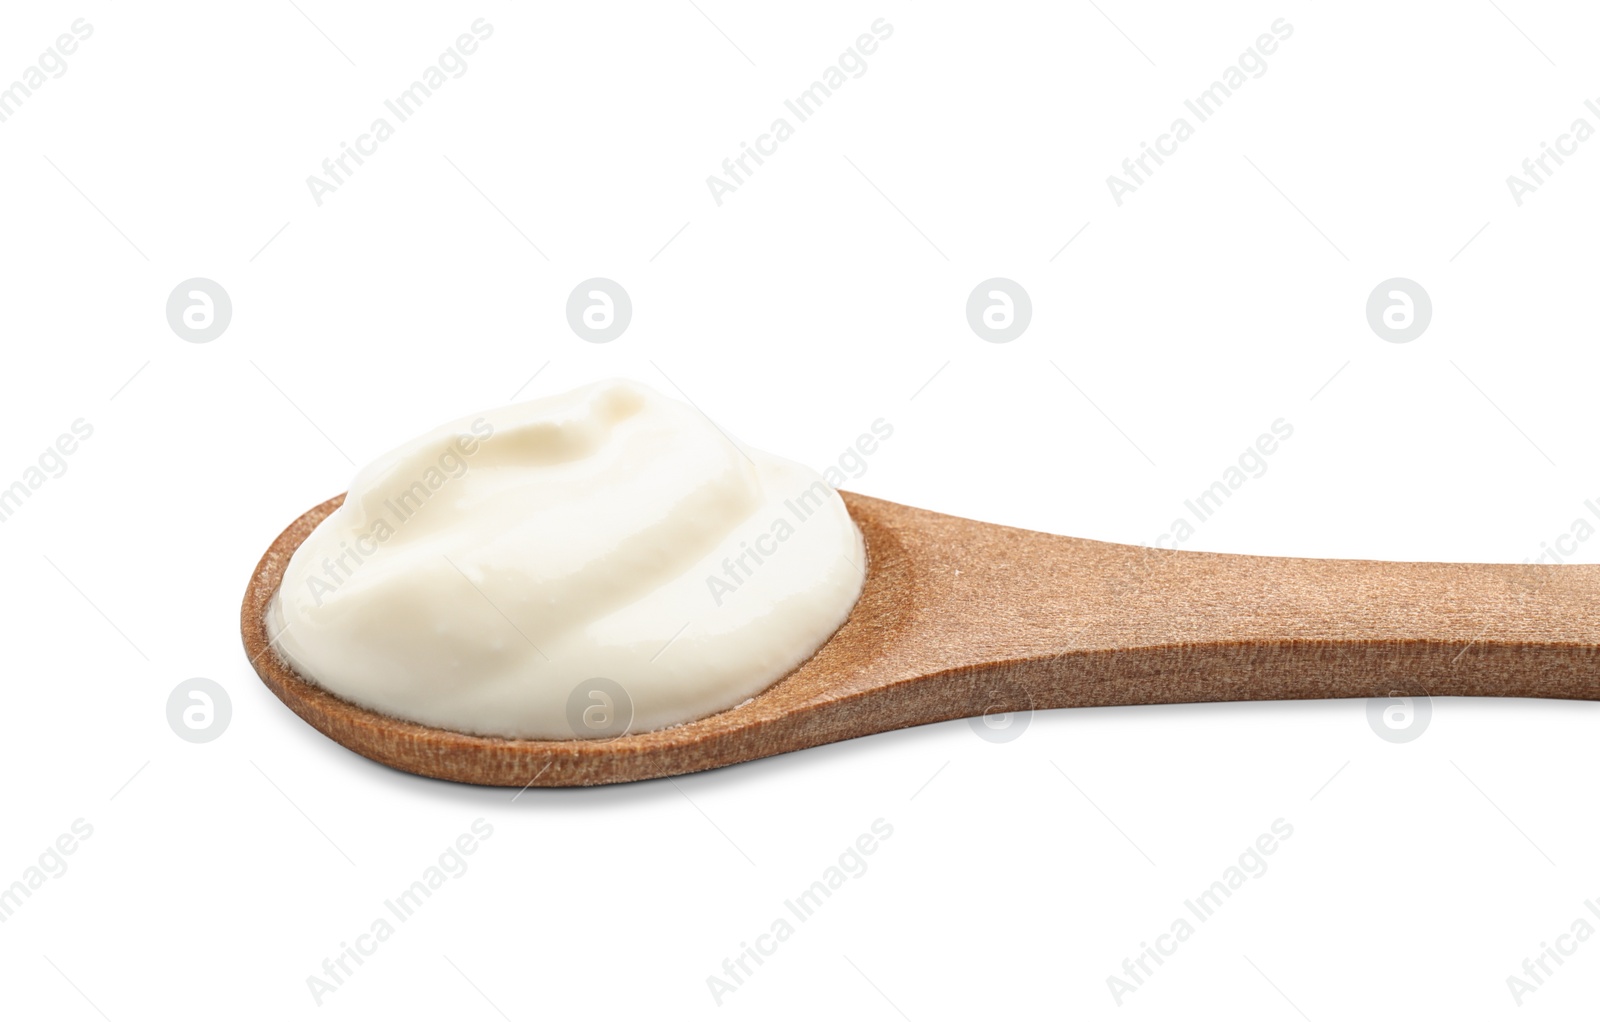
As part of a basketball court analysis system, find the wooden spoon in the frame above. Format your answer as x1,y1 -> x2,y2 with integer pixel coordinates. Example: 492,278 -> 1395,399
241,490 -> 1597,787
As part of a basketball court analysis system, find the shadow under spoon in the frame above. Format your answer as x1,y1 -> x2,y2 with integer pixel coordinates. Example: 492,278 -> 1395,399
241,491 -> 1600,787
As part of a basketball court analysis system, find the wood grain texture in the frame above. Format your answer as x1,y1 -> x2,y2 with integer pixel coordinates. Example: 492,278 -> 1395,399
241,491 -> 1600,787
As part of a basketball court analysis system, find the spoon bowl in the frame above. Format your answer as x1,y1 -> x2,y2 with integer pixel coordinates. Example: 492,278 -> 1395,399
242,491 -> 1600,786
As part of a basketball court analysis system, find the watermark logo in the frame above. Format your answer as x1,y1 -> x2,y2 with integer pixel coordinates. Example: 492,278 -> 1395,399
566,278 -> 631,343
968,685 -> 1032,743
1107,817 -> 1294,1005
706,818 -> 894,1005
1105,18 -> 1294,206
1365,689 -> 1430,743
1505,902 -> 1600,1006
166,677 -> 231,743
966,278 -> 1031,343
0,19 -> 94,125
305,20 -> 495,206
305,819 -> 494,1005
1144,417 -> 1295,551
1505,101 -> 1600,206
705,419 -> 892,608
0,819 -> 94,924
0,418 -> 93,526
704,18 -> 895,206
1365,277 -> 1431,344
566,677 -> 633,740
968,707 -> 1031,743
166,278 -> 232,343
302,420 -> 494,606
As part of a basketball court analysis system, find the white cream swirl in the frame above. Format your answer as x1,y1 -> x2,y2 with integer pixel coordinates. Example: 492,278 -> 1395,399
268,379 -> 865,739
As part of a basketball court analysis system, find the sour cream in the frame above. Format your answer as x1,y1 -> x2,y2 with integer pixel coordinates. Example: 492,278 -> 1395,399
267,379 -> 865,739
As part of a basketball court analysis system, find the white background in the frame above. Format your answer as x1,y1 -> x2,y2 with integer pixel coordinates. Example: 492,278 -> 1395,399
2,1 -> 1597,1017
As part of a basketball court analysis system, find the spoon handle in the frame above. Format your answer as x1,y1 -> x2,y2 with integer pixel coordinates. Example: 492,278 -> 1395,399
859,497 -> 1600,709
